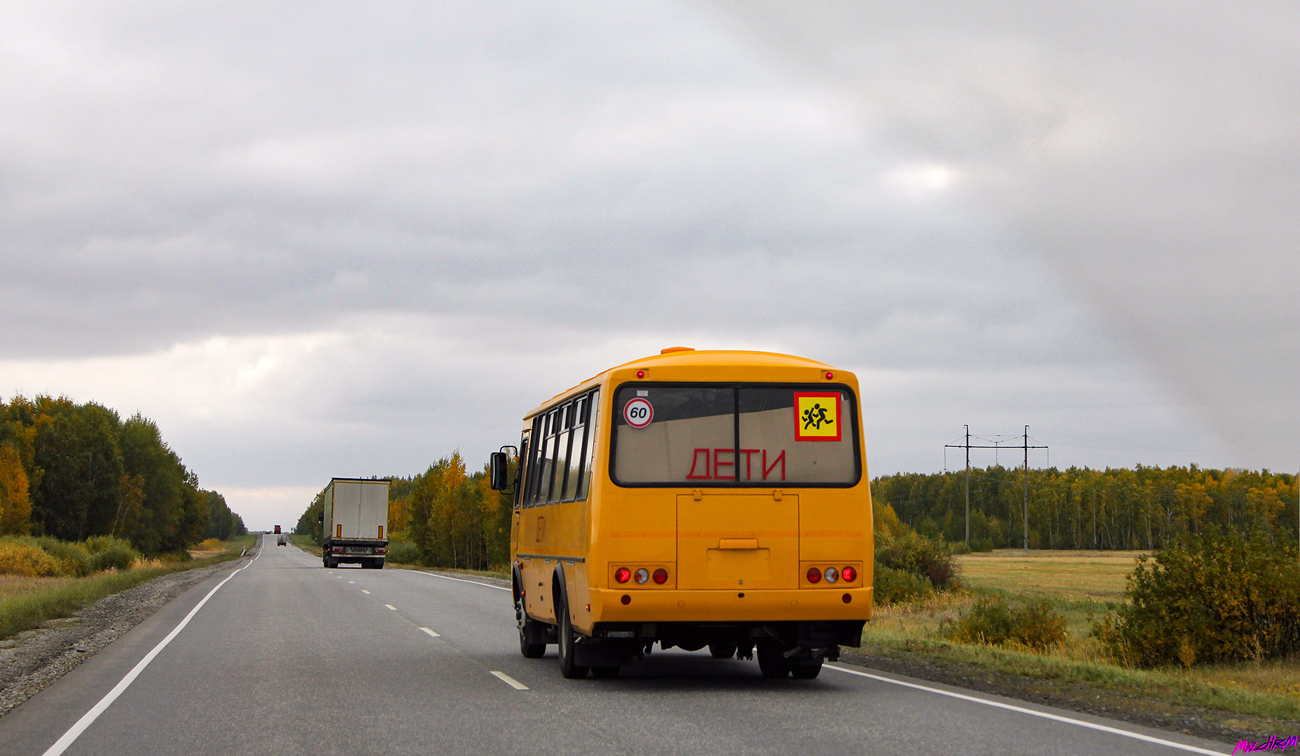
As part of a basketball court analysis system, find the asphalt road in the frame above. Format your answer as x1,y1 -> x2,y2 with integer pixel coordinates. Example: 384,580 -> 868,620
0,536 -> 1231,755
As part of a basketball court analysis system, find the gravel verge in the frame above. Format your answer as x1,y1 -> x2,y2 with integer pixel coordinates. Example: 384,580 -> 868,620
0,557 -> 245,719
838,647 -> 1298,747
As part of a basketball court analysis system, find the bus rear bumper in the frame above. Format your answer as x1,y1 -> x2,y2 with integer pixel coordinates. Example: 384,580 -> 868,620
588,587 -> 872,624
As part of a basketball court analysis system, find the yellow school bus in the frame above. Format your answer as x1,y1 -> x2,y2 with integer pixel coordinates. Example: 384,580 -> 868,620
490,348 -> 872,679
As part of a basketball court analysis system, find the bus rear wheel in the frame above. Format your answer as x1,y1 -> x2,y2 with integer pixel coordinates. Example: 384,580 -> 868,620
791,659 -> 823,679
557,592 -> 589,679
516,593 -> 546,659
709,641 -> 737,659
591,665 -> 620,679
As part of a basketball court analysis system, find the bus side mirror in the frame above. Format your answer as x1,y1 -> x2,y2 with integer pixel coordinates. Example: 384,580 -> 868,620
489,452 -> 509,491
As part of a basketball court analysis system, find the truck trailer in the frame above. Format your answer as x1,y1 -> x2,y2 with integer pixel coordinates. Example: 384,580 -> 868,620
321,478 -> 390,569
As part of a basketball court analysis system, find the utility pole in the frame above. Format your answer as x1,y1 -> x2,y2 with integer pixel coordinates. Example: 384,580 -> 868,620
1023,426 -> 1030,554
946,428 -> 1046,550
965,425 -> 971,544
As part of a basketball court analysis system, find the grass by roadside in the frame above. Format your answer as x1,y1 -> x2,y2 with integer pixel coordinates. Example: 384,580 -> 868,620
0,536 -> 251,642
863,550 -> 1300,730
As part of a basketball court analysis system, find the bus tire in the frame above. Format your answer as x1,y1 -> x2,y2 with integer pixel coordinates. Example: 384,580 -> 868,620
516,593 -> 546,659
709,642 -> 737,659
791,659 -> 823,679
757,642 -> 791,679
557,592 -> 589,679
591,665 -> 620,679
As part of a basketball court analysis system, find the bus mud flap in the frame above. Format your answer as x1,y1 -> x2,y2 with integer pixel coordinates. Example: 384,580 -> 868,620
574,639 -> 639,667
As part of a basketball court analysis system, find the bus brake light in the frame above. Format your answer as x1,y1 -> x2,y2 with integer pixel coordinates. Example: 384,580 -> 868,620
841,565 -> 857,582
806,567 -> 821,583
614,567 -> 631,584
652,568 -> 668,584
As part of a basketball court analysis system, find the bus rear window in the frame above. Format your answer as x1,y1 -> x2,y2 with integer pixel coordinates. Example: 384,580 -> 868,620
611,384 -> 859,486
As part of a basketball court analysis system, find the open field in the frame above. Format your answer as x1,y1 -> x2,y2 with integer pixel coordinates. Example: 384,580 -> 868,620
955,549 -> 1146,601
864,549 -> 1300,727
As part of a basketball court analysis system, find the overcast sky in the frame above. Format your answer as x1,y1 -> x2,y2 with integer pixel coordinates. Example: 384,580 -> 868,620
2,1 -> 1295,529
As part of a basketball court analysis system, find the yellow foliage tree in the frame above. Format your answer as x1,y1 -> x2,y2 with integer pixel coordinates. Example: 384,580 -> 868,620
0,444 -> 32,535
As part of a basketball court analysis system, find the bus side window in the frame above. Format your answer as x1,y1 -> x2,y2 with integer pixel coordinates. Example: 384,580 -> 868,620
534,412 -> 555,506
549,404 -> 571,504
562,397 -> 586,501
577,390 -> 599,500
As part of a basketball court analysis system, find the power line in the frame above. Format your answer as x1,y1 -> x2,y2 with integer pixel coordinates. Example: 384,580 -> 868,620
946,426 -> 1047,551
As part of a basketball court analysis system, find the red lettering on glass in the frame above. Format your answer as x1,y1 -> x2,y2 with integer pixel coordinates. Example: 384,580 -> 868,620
739,449 -> 760,480
762,450 -> 786,481
686,448 -> 712,479
714,448 -> 736,480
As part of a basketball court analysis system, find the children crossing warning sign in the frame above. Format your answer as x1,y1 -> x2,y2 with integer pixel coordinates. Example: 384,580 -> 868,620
793,392 -> 841,441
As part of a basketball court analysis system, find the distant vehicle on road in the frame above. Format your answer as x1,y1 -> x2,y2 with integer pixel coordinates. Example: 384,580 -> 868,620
274,525 -> 281,534
320,478 -> 390,569
277,535 -> 287,546
492,348 -> 871,680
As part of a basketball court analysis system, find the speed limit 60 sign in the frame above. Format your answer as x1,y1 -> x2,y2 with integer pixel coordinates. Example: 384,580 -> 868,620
623,398 -> 653,428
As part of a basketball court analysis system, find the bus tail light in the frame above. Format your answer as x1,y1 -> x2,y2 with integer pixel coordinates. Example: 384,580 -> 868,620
824,567 -> 839,583
634,568 -> 650,584
806,567 -> 821,583
614,567 -> 631,584
841,565 -> 857,582
652,568 -> 668,584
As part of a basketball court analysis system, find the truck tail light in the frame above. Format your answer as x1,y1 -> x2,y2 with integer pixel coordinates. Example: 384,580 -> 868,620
652,568 -> 668,584
841,565 -> 857,582
806,567 -> 821,583
614,567 -> 631,584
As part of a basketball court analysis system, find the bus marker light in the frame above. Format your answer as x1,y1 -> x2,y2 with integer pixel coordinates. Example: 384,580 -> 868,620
634,568 -> 649,584
615,567 -> 631,583
841,566 -> 857,582
621,595 -> 631,605
825,567 -> 839,583
652,568 -> 668,584
825,371 -> 834,380
636,370 -> 645,378
842,593 -> 852,604
806,567 -> 821,583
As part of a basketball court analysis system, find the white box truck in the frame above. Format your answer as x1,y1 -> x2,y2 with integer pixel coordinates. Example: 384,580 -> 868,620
321,478 -> 390,569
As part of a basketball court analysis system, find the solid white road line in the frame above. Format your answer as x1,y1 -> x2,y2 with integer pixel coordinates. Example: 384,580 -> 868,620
419,627 -> 440,637
823,665 -> 1227,755
411,571 -> 510,592
490,671 -> 529,691
41,540 -> 265,756
361,590 -> 371,594
385,604 -> 396,611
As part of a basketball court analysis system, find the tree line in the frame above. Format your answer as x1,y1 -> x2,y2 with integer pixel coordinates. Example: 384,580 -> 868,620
0,395 -> 244,554
872,464 -> 1299,551
296,452 -> 513,571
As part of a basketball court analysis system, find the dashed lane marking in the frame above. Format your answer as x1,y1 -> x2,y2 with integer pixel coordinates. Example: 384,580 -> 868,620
348,580 -> 355,584
361,590 -> 371,595
385,604 -> 396,611
490,671 -> 529,691
419,627 -> 440,637
823,665 -> 1225,755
